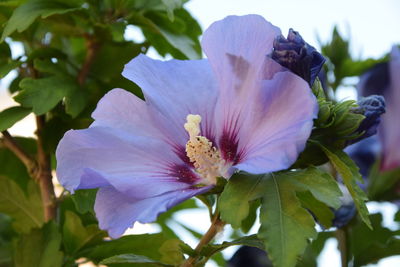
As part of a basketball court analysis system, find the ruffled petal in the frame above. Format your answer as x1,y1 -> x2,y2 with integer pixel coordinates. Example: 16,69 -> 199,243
202,15 -> 281,135
202,15 -> 280,91
234,70 -> 318,173
56,126 -> 200,196
95,185 -> 212,238
202,15 -> 290,160
122,55 -> 218,143
91,88 -> 163,139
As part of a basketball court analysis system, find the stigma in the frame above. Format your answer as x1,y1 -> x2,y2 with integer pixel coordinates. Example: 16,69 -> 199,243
184,114 -> 229,185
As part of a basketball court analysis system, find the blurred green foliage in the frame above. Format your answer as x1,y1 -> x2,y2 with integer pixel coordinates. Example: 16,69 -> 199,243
320,26 -> 388,92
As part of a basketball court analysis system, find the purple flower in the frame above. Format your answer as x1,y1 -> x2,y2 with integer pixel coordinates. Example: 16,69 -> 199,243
380,46 -> 400,170
358,46 -> 400,171
271,29 -> 326,86
56,15 -> 318,238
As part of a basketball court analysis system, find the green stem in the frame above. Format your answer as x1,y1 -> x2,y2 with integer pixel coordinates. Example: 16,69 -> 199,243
180,213 -> 225,267
336,227 -> 348,267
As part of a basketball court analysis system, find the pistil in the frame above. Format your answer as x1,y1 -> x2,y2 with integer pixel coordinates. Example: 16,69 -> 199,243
184,114 -> 229,185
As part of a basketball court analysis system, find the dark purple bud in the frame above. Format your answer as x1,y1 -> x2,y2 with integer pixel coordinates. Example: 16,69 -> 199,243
332,184 -> 357,228
333,203 -> 357,228
271,29 -> 326,86
228,246 -> 273,267
347,95 -> 386,145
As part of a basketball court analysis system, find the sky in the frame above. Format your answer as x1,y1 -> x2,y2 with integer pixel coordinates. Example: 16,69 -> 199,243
1,0 -> 400,266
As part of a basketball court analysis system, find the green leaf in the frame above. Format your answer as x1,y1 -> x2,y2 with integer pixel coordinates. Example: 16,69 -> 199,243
63,210 -> 105,254
15,76 -> 70,115
0,42 -> 11,59
289,167 -> 342,209
71,189 -> 97,215
161,0 -> 184,20
395,210 -> 400,222
342,57 -> 387,78
100,254 -> 172,266
296,231 -> 333,267
1,0 -> 82,41
0,176 -> 44,233
8,75 -> 22,94
86,234 -> 168,264
0,60 -> 21,78
14,222 -> 63,267
33,58 -> 67,76
297,191 -> 334,228
201,235 -> 265,259
241,199 -> 260,233
367,161 -> 400,201
89,41 -> 142,82
28,47 -> 67,62
350,213 -> 400,266
318,144 -> 372,228
219,173 -> 267,228
159,239 -> 184,265
258,173 -> 317,267
34,59 -> 86,118
65,85 -> 87,118
0,106 -> 31,131
132,9 -> 202,59
0,214 -> 14,266
258,167 -> 341,267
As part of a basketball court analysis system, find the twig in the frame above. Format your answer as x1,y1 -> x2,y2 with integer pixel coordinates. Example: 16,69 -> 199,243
1,130 -> 38,176
35,115 -> 57,221
181,214 -> 225,267
77,34 -> 101,86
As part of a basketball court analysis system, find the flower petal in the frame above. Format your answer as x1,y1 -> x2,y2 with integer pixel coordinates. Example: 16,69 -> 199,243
56,126 -> 199,196
122,55 -> 218,143
95,185 -> 212,238
234,70 -> 318,173
381,46 -> 400,170
201,15 -> 281,121
91,88 -> 163,139
202,15 -> 287,158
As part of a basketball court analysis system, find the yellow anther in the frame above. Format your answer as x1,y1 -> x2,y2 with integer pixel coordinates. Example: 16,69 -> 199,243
184,114 -> 230,185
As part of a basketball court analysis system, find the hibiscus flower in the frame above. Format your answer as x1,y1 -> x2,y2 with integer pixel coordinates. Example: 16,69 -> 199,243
56,15 -> 318,237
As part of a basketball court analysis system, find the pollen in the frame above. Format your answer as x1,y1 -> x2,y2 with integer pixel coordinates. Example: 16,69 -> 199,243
184,114 -> 229,185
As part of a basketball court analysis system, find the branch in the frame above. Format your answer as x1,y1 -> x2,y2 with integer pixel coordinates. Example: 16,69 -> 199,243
35,116 -> 57,221
1,130 -> 38,176
181,214 -> 225,267
77,34 -> 101,86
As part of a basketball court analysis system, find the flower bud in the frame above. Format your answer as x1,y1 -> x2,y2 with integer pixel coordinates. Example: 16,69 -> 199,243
332,184 -> 356,228
271,29 -> 326,86
347,95 -> 386,145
